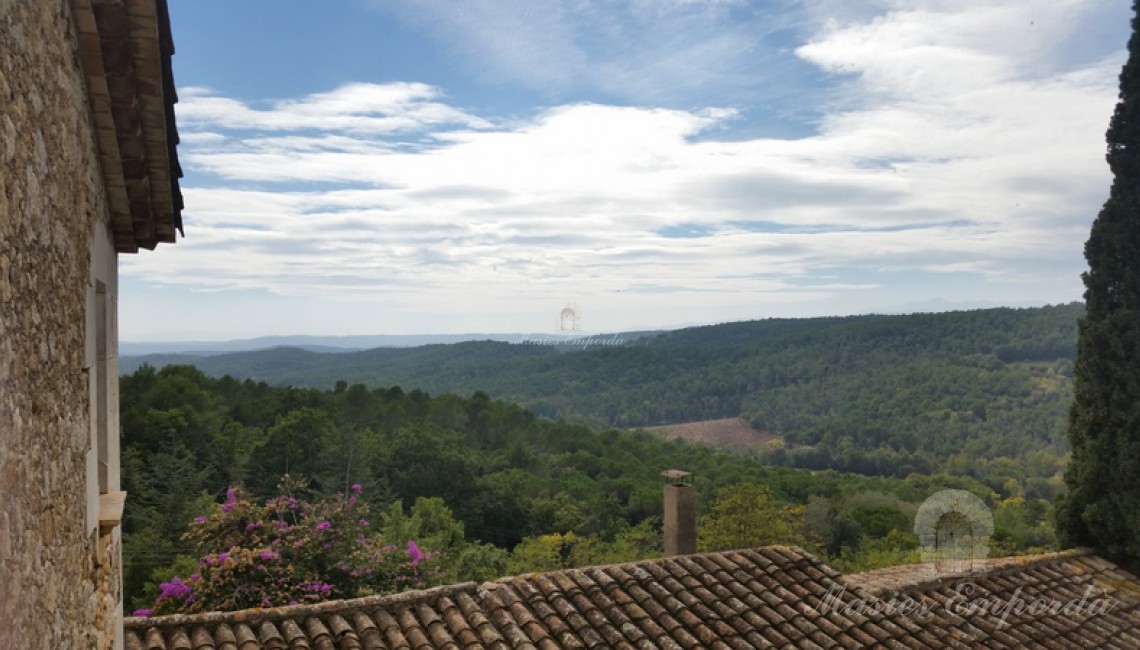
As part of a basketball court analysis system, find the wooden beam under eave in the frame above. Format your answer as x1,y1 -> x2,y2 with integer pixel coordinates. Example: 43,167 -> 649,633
72,0 -> 137,252
128,179 -> 157,245
115,236 -> 139,254
74,0 -> 182,252
97,1 -> 157,252
127,1 -> 178,241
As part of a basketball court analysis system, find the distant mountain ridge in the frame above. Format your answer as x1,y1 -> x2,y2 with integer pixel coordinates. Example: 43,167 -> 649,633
125,333 -> 566,356
120,303 -> 1083,477
120,330 -> 661,356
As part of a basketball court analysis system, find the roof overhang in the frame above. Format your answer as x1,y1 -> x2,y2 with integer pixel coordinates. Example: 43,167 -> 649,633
71,0 -> 183,253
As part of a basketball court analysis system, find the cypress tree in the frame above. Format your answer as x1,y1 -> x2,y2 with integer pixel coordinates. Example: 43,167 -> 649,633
1056,1 -> 1140,572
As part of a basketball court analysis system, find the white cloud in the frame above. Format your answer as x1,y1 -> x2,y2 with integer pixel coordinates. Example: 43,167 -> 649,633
176,82 -> 490,133
126,0 -> 1129,335
179,131 -> 226,144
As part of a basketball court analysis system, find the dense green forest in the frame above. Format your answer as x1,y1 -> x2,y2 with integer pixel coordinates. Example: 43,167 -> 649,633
123,304 -> 1081,488
120,362 -> 1060,610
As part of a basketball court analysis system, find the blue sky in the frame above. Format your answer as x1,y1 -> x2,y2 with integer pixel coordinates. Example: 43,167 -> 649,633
121,0 -> 1133,340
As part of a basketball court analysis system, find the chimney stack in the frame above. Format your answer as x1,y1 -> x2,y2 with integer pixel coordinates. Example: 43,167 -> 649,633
662,470 -> 696,556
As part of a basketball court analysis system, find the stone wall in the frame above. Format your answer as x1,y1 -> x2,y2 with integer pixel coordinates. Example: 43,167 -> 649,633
1,1 -> 120,648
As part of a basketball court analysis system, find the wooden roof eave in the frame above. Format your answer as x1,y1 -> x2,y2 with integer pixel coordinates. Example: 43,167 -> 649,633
71,0 -> 183,254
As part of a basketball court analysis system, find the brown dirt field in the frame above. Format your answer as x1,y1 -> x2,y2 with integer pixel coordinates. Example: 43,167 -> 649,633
642,417 -> 782,452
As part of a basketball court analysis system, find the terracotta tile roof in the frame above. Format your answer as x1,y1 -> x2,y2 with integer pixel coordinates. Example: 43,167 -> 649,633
846,548 -> 1140,649
125,546 -> 1140,649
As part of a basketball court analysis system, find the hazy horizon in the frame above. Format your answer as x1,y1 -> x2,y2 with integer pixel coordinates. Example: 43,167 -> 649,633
122,297 -> 1068,344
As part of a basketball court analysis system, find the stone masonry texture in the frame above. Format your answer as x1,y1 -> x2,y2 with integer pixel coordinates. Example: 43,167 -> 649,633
1,1 -> 117,648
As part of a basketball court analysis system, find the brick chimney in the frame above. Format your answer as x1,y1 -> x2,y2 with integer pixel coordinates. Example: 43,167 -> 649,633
662,470 -> 696,556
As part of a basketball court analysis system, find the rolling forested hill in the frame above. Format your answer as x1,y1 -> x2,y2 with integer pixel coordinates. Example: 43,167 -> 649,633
123,303 -> 1082,484
118,363 -> 1053,610
120,305 -> 1079,608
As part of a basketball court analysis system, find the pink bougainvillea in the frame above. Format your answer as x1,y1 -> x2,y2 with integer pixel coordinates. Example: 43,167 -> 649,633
142,484 -> 440,616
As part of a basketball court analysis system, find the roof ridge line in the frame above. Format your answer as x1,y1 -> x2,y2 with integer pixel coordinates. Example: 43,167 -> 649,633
845,548 -> 1101,597
124,581 -> 478,629
479,544 -> 816,590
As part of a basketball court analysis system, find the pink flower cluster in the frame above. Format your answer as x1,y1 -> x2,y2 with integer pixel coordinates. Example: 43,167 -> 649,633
137,483 -> 442,617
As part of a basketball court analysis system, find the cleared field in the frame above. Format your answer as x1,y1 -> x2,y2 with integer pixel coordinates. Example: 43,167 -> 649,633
643,417 -> 782,452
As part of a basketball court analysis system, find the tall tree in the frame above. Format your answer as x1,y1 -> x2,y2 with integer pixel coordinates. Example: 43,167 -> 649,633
697,484 -> 803,552
1057,2 -> 1140,571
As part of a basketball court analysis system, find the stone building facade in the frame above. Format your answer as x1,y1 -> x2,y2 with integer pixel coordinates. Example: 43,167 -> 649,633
1,1 -> 181,648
